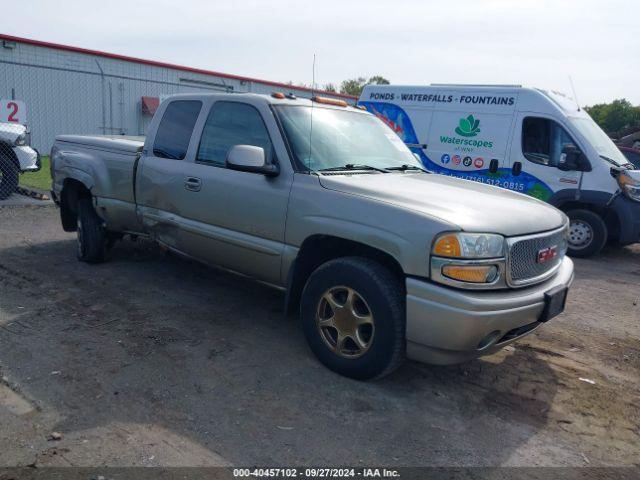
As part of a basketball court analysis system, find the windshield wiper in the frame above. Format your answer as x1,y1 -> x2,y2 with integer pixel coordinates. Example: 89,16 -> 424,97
600,155 -> 633,170
318,164 -> 390,173
384,164 -> 429,173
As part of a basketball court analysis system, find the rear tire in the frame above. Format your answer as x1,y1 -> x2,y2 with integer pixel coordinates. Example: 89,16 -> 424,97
0,156 -> 19,200
300,257 -> 405,380
566,209 -> 607,258
77,198 -> 107,263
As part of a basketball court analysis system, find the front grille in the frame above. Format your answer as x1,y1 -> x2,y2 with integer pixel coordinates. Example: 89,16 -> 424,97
508,227 -> 566,286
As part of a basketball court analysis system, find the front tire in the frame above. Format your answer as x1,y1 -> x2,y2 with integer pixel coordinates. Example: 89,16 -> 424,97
0,156 -> 19,200
300,257 -> 405,380
77,198 -> 107,263
566,209 -> 607,258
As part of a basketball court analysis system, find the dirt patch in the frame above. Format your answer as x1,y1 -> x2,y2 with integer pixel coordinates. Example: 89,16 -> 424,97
0,205 -> 638,467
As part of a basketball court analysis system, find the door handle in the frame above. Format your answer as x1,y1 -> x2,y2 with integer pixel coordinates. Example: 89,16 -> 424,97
185,176 -> 202,192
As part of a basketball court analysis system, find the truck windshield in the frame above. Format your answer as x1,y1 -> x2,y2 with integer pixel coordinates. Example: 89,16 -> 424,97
274,106 -> 421,172
570,116 -> 629,167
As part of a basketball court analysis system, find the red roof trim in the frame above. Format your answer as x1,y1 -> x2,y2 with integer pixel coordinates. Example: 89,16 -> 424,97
0,33 -> 357,100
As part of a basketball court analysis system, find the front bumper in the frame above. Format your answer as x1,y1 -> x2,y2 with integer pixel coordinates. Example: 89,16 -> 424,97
611,195 -> 640,245
405,256 -> 574,365
14,146 -> 40,172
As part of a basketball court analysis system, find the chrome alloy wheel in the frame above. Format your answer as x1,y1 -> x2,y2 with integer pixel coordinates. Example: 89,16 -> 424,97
568,219 -> 593,250
315,286 -> 375,359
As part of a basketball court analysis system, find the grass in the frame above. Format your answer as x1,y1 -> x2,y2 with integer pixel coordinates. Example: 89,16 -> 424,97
19,155 -> 51,191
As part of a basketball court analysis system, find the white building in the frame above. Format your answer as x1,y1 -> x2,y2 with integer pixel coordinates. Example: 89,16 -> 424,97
0,34 -> 355,152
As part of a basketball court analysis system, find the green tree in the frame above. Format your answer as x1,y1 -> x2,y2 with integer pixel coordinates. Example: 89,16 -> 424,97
367,75 -> 390,86
339,75 -> 391,97
322,83 -> 337,93
584,99 -> 640,138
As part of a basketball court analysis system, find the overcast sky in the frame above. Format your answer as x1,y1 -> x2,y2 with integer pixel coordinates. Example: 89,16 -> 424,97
8,0 -> 640,105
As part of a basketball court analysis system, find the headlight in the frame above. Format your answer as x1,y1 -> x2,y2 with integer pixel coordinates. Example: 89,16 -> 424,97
15,134 -> 26,146
617,171 -> 640,202
432,232 -> 505,259
431,232 -> 506,288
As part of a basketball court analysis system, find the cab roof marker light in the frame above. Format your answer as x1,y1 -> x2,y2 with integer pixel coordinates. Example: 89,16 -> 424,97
312,96 -> 348,107
271,92 -> 286,99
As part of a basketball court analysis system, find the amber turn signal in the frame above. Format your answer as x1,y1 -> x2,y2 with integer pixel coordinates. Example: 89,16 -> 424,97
442,265 -> 498,283
432,234 -> 462,257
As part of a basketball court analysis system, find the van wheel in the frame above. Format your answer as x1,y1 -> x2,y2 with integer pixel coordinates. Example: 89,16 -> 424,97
566,209 -> 607,258
77,198 -> 107,263
300,257 -> 405,380
0,156 -> 19,200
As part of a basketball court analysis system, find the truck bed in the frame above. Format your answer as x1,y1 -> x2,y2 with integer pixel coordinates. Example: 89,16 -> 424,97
55,134 -> 145,154
51,134 -> 147,234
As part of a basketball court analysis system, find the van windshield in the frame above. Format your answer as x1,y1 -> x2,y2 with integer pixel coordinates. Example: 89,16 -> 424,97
274,106 -> 421,172
570,116 -> 629,167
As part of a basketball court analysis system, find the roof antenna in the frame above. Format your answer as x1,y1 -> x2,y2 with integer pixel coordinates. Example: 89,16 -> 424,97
569,75 -> 581,111
308,53 -> 316,171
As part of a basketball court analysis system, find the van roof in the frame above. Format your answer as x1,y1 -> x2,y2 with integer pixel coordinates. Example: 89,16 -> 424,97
359,84 -> 582,115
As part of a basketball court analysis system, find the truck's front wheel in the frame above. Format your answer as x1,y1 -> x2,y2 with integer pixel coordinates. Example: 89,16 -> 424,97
300,257 -> 405,380
77,198 -> 107,263
0,155 -> 19,200
566,209 -> 607,258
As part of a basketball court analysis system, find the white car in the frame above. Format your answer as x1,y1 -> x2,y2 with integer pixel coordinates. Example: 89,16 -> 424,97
0,122 -> 40,199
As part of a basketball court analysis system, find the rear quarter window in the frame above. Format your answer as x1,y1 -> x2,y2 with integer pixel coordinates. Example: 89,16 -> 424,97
153,100 -> 202,160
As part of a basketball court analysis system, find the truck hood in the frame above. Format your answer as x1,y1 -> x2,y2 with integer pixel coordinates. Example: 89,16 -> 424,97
318,172 -> 566,237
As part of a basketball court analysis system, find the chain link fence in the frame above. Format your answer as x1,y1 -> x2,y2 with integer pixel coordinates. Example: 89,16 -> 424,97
0,36 -> 354,201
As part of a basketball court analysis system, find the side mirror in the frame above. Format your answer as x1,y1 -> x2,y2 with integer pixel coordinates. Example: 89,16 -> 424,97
226,145 -> 279,177
559,145 -> 590,172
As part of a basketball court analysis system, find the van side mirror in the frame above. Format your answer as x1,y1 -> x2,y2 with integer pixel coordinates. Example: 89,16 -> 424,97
559,145 -> 590,172
226,145 -> 279,177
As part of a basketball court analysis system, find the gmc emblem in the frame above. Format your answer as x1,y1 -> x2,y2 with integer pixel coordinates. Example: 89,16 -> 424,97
537,245 -> 558,264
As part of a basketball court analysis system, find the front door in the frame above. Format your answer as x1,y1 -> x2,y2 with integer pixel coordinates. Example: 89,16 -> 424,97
509,113 -> 583,202
176,100 -> 291,285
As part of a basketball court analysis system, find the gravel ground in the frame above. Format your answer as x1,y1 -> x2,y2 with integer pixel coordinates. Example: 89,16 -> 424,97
0,205 -> 638,468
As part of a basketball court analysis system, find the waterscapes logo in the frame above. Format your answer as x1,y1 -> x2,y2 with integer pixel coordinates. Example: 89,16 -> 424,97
455,115 -> 481,137
439,114 -> 494,148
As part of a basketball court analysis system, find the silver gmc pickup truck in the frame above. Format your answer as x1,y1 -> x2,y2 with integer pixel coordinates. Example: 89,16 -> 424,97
51,93 -> 574,379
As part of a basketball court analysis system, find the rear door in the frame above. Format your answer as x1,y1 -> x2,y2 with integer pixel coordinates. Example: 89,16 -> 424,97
136,99 -> 203,250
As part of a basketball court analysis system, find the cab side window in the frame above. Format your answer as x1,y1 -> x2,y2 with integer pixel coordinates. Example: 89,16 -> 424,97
522,117 -> 578,167
153,100 -> 202,160
197,102 -> 273,166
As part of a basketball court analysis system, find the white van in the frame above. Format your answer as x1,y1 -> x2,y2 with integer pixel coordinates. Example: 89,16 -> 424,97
358,84 -> 640,257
